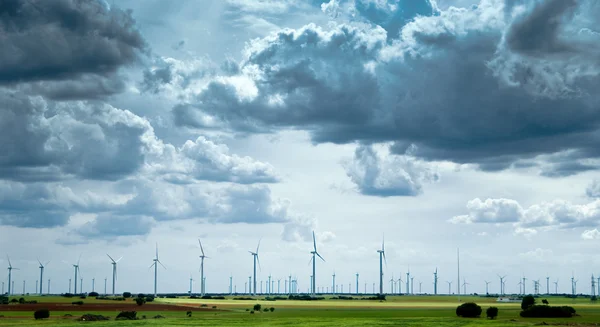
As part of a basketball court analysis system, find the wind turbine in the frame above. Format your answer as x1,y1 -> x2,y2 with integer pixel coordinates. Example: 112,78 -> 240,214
498,275 -> 506,295
106,254 -> 122,296
37,259 -> 49,295
68,255 -> 82,294
462,278 -> 469,294
433,268 -> 438,295
377,235 -> 386,295
554,279 -> 559,294
484,280 -> 490,294
6,256 -> 19,295
249,239 -> 261,295
149,243 -> 166,297
198,239 -> 209,296
309,231 -> 325,296
446,281 -> 452,294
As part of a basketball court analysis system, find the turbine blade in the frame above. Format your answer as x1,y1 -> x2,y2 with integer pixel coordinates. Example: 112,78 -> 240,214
107,254 -> 115,263
77,253 -> 82,266
199,239 -> 205,256
156,243 -> 159,259
37,258 -> 43,266
45,261 -> 50,266
382,233 -> 385,252
256,238 -> 261,253
313,231 -> 317,252
159,260 -> 166,270
383,252 -> 387,267
308,256 -> 313,266
316,252 -> 325,262
116,256 -> 123,263
148,262 -> 155,270
7,255 -> 11,267
257,255 -> 262,271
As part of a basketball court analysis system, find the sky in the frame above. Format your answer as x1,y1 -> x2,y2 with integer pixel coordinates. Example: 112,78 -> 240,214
2,0 -> 600,296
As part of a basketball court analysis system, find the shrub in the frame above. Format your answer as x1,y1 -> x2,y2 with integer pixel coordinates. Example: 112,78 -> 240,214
263,308 -> 269,312
250,310 -> 254,314
542,299 -> 549,305
71,301 -> 84,305
10,299 -> 18,303
245,309 -> 249,311
521,295 -> 535,310
270,307 -> 275,312
212,305 -> 217,309
18,297 -> 25,304
88,292 -> 99,297
34,309 -> 50,320
253,304 -> 262,311
122,292 -> 132,298
138,293 -> 146,298
486,307 -> 498,319
153,315 -> 165,319
145,296 -> 154,302
135,297 -> 146,306
591,296 -> 597,302
116,311 -> 137,320
63,293 -> 74,298
0,296 -> 8,305
78,314 -> 109,321
520,305 -> 575,318
456,302 -> 482,318
187,311 -> 192,317
79,295 -> 86,299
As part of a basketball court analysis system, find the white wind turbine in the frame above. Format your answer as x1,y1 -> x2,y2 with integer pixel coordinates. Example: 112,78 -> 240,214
64,254 -> 82,294
37,259 -> 49,296
248,239 -> 261,295
6,256 -> 18,295
309,231 -> 325,296
106,254 -> 122,296
149,243 -> 166,297
377,235 -> 387,295
198,239 -> 209,296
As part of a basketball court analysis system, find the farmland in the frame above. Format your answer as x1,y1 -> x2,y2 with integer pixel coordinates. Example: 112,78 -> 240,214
1,295 -> 599,326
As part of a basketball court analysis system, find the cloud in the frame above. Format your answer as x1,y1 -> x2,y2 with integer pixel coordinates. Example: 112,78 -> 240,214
586,180 -> 600,198
342,144 -> 439,196
518,248 -> 553,261
0,91 -> 160,182
449,198 -> 522,224
321,0 -> 438,39
75,215 -> 155,238
148,136 -> 279,185
171,0 -> 600,177
281,214 -> 317,242
0,0 -> 146,87
453,196 -> 600,234
581,228 -> 600,240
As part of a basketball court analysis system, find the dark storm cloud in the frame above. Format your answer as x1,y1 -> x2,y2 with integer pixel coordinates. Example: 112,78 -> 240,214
173,0 -> 600,179
0,0 -> 146,85
0,91 -> 157,182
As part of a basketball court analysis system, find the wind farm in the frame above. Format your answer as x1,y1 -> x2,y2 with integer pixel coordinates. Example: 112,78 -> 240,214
4,233 -> 600,327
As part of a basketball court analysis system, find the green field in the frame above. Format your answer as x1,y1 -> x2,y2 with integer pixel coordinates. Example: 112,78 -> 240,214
1,295 -> 599,326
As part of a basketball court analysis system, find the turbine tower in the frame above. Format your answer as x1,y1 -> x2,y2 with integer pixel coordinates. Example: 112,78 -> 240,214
309,231 -> 325,296
332,272 -> 336,295
377,235 -> 386,295
149,243 -> 166,297
198,239 -> 209,296
356,273 -> 359,294
37,259 -> 49,295
107,254 -> 122,296
433,268 -> 438,295
446,281 -> 452,294
248,239 -> 261,295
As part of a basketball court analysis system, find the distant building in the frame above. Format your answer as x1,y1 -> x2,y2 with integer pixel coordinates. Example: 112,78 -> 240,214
496,297 -> 520,303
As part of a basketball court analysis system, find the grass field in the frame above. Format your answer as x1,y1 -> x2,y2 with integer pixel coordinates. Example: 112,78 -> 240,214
1,295 -> 599,326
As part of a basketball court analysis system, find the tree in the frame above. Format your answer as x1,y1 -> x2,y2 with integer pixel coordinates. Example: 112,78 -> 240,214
122,292 -> 132,298
456,302 -> 482,318
34,309 -> 50,320
18,297 -> 25,304
253,303 -> 262,312
542,299 -> 549,305
591,296 -> 597,303
135,297 -> 146,306
521,295 -> 535,310
269,307 -> 275,312
88,292 -> 99,297
486,307 -> 498,319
